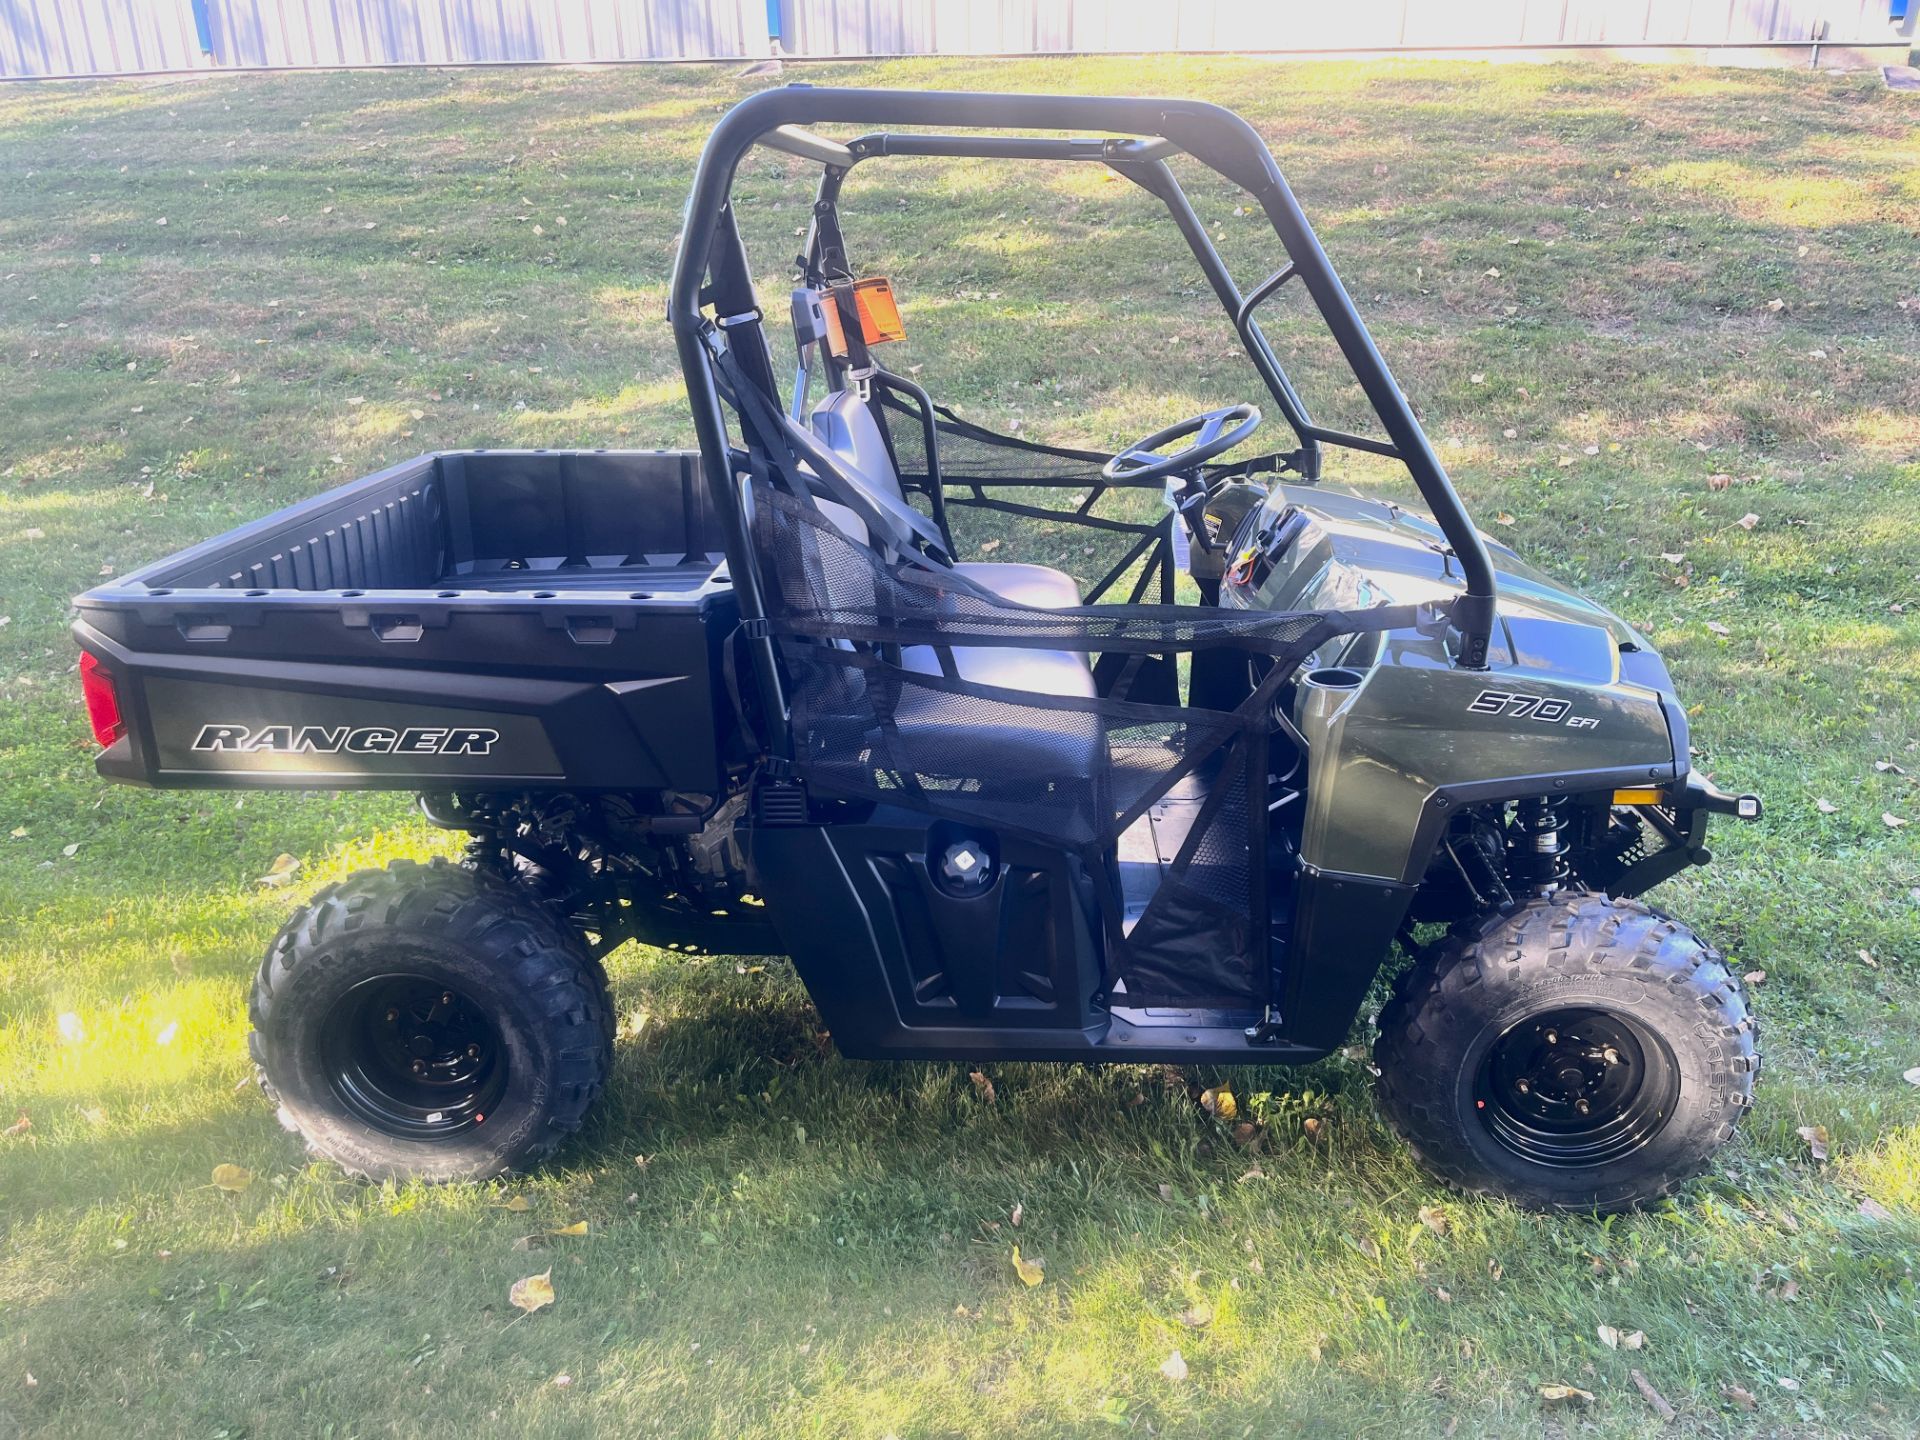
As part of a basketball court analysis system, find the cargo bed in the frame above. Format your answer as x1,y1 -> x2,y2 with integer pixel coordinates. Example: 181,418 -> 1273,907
73,450 -> 741,794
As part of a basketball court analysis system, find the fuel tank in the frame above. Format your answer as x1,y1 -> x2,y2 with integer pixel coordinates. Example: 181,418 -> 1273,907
1220,485 -> 1688,883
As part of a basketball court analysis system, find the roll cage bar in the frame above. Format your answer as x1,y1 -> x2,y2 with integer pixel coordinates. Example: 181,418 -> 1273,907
668,86 -> 1499,735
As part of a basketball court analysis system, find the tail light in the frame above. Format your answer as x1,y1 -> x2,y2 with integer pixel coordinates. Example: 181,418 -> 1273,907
78,651 -> 126,747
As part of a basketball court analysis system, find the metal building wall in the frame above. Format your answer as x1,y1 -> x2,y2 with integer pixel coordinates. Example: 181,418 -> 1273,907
0,0 -> 1904,79
0,0 -> 770,76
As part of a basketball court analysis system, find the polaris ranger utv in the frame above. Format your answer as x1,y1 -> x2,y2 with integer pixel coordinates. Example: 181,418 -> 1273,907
71,87 -> 1761,1211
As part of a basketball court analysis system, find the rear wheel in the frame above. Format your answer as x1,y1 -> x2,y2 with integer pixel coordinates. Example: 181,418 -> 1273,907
250,859 -> 612,1182
1375,892 -> 1757,1212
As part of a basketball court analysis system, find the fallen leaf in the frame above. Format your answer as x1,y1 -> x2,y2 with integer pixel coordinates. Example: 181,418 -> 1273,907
3,1113 -> 30,1138
1882,813 -> 1908,830
1495,512 -> 1516,526
1011,1245 -> 1044,1287
1178,1303 -> 1213,1328
1631,1368 -> 1677,1422
503,1195 -> 533,1213
1157,1183 -> 1175,1202
1435,1286 -> 1452,1303
1743,970 -> 1766,986
1707,473 -> 1733,492
1859,1197 -> 1893,1221
56,1011 -> 84,1043
1874,760 -> 1905,775
1160,1349 -> 1190,1382
1777,1376 -> 1800,1391
1598,1323 -> 1621,1349
547,1220 -> 588,1237
61,842 -> 79,858
257,852 -> 302,888
1903,1066 -> 1920,1086
1736,512 -> 1760,530
551,1373 -> 571,1387
978,538 -> 1002,554
1706,621 -> 1732,636
1199,1087 -> 1237,1121
1722,1384 -> 1757,1411
1659,552 -> 1686,564
1858,949 -> 1879,968
211,1163 -> 252,1193
509,1269 -> 555,1314
1417,1205 -> 1449,1236
968,1070 -> 996,1103
1623,1330 -> 1646,1351
1538,1383 -> 1594,1407
154,1021 -> 179,1046
1010,1202 -> 1023,1228
1797,1125 -> 1830,1161
1816,798 -> 1838,814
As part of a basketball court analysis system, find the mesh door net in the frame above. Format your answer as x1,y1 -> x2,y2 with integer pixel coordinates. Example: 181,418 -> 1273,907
751,479 -> 1436,1008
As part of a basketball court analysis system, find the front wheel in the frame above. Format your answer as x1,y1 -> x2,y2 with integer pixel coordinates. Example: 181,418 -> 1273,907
249,859 -> 613,1182
1374,893 -> 1757,1212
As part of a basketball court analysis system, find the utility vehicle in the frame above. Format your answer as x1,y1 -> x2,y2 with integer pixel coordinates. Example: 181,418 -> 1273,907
72,87 -> 1762,1210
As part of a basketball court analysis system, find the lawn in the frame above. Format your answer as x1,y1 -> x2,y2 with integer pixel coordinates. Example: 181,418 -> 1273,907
2,52 -> 1919,1439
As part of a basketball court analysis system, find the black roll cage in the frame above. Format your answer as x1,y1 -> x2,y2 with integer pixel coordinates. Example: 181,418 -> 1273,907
668,86 -> 1499,750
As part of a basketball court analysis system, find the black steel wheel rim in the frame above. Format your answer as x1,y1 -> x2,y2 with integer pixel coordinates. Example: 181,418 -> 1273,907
1474,1007 -> 1679,1169
321,974 -> 509,1140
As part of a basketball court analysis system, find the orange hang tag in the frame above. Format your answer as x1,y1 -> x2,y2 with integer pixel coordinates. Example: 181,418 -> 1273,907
849,277 -> 906,345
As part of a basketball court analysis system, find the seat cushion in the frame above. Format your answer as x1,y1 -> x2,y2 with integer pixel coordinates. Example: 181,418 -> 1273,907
899,561 -> 1094,699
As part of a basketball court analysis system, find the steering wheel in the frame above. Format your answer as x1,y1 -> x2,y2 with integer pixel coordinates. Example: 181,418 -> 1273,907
1100,403 -> 1263,485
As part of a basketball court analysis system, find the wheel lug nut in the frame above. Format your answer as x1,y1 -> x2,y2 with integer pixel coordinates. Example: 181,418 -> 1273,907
466,1044 -> 481,1059
385,1008 -> 398,1023
1544,1029 -> 1559,1046
440,991 -> 454,1007
1575,1098 -> 1591,1115
1515,1079 -> 1530,1094
1603,1047 -> 1620,1065
411,1059 -> 426,1075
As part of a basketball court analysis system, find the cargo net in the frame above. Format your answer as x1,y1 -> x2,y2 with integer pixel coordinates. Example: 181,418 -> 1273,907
752,479 -> 1431,1008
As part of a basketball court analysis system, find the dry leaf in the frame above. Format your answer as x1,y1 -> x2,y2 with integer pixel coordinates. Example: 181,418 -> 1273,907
1010,1245 -> 1044,1287
1722,1384 -> 1757,1411
1736,512 -> 1760,530
1538,1384 -> 1594,1407
1178,1303 -> 1213,1329
1859,1197 -> 1893,1221
503,1195 -> 533,1213
1009,1202 -> 1023,1228
1659,551 -> 1686,564
1797,1125 -> 1830,1162
61,842 -> 79,858
154,1021 -> 179,1046
1816,798 -> 1838,814
1496,512 -> 1516,526
1598,1323 -> 1621,1349
211,1163 -> 252,1193
1417,1205 -> 1449,1236
1631,1368 -> 1676,1422
1882,813 -> 1909,830
1157,1183 -> 1175,1202
1706,621 -> 1731,637
1858,949 -> 1879,968
1743,970 -> 1766,986
548,1220 -> 588,1237
1160,1349 -> 1190,1382
1707,473 -> 1733,491
968,1070 -> 996,1103
978,538 -> 1001,554
1623,1330 -> 1646,1351
1199,1087 -> 1237,1121
1902,1066 -> 1920,1086
1435,1286 -> 1452,1303
257,853 -> 302,888
509,1269 -> 555,1314
3,1113 -> 29,1138
1873,760 -> 1905,775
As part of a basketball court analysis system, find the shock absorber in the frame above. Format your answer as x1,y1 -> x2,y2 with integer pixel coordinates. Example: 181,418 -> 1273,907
1508,795 -> 1571,894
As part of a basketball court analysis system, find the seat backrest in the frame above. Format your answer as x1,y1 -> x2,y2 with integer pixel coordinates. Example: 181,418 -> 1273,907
808,388 -> 903,543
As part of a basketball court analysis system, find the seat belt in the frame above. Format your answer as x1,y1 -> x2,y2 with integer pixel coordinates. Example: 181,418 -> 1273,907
701,322 -> 949,563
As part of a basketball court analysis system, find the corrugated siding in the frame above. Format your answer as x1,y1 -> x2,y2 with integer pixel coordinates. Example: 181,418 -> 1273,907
0,0 -> 771,76
0,0 -> 1901,78
777,0 -> 1900,54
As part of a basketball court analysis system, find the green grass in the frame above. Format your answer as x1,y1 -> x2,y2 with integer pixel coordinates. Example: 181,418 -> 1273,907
2,54 -> 1919,1438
